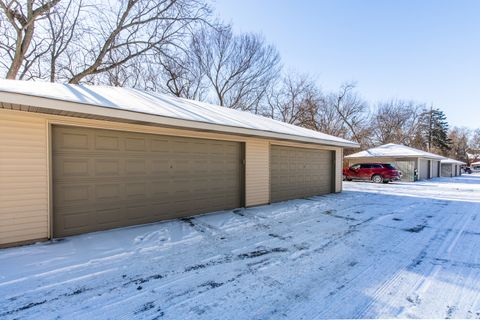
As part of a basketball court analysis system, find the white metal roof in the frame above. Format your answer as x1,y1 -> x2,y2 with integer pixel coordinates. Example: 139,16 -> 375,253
0,79 -> 358,148
345,143 -> 446,160
441,158 -> 466,165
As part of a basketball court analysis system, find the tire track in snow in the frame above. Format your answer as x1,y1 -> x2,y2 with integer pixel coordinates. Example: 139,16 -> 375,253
309,197 -> 448,319
359,198 -> 477,318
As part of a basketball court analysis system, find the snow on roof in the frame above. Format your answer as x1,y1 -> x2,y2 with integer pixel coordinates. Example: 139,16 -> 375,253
471,161 -> 480,166
441,158 -> 466,165
345,143 -> 446,160
0,79 -> 358,147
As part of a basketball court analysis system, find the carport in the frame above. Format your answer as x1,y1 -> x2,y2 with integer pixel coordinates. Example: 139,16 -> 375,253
345,143 -> 445,182
472,161 -> 480,171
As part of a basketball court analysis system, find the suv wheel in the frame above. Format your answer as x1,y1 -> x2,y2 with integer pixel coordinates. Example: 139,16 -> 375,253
372,174 -> 383,183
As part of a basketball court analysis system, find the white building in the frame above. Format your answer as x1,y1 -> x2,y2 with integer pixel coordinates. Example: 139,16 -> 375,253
345,143 -> 446,182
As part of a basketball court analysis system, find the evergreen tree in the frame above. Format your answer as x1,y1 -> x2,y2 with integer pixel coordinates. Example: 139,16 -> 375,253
421,107 -> 452,154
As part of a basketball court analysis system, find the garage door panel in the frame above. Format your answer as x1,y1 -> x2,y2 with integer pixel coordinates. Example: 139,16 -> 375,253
271,145 -> 333,202
53,126 -> 243,237
59,185 -> 90,203
125,182 -> 147,198
94,159 -> 120,176
56,158 -> 90,178
125,137 -> 146,151
151,159 -> 170,174
96,207 -> 123,225
172,140 -> 190,154
95,183 -> 121,201
62,211 -> 91,230
95,134 -> 120,151
126,205 -> 151,221
58,131 -> 90,150
125,159 -> 147,175
150,138 -> 170,152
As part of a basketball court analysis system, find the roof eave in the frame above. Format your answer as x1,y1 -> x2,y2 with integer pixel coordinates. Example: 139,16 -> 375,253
0,90 -> 359,148
345,154 -> 445,160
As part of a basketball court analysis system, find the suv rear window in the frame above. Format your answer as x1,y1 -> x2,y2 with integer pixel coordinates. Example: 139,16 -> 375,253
360,164 -> 383,168
383,164 -> 396,169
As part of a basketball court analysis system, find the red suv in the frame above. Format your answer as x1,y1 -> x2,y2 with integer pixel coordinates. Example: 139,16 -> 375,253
343,163 -> 401,183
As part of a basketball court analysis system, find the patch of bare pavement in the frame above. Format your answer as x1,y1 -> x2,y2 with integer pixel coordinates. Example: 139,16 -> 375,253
1,175 -> 480,319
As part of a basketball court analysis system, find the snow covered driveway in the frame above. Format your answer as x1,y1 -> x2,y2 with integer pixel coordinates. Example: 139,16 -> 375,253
2,175 -> 480,319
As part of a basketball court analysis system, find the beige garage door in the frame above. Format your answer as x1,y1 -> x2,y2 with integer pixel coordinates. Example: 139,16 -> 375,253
52,126 -> 243,237
271,145 -> 334,202
419,159 -> 430,180
432,161 -> 439,178
441,163 -> 452,177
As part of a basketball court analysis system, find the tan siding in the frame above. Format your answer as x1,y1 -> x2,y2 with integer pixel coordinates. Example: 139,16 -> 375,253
245,139 -> 270,206
335,148 -> 343,192
0,112 -> 48,246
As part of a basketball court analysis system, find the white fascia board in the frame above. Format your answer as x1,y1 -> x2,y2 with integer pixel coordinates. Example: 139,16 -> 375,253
0,91 -> 359,148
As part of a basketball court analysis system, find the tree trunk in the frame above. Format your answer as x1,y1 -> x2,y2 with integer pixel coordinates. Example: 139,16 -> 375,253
6,26 -> 35,79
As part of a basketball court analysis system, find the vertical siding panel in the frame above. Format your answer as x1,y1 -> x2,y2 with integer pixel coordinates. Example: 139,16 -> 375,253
245,139 -> 270,206
336,148 -> 342,192
0,111 -> 48,245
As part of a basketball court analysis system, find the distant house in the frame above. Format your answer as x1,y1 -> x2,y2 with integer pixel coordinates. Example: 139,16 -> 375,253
345,143 -> 446,182
440,158 -> 465,177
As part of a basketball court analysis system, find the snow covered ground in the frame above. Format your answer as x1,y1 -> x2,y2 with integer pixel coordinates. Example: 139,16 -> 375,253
1,175 -> 480,319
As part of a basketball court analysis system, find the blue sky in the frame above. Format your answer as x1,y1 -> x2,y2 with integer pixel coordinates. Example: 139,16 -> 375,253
214,0 -> 480,129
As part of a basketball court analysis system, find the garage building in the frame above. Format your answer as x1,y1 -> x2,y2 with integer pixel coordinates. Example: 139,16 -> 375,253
0,80 -> 358,247
471,161 -> 480,171
345,143 -> 445,182
440,158 -> 465,177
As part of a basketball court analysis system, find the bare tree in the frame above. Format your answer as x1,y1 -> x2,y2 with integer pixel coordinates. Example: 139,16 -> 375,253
266,72 -> 320,125
266,80 -> 371,148
158,54 -> 207,99
448,127 -> 471,163
0,0 -> 60,79
45,0 -> 84,82
305,82 -> 370,146
140,42 -> 209,100
66,0 -> 209,84
468,128 -> 480,162
191,25 -> 281,112
370,100 -> 425,146
328,82 -> 369,143
470,128 -> 480,150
